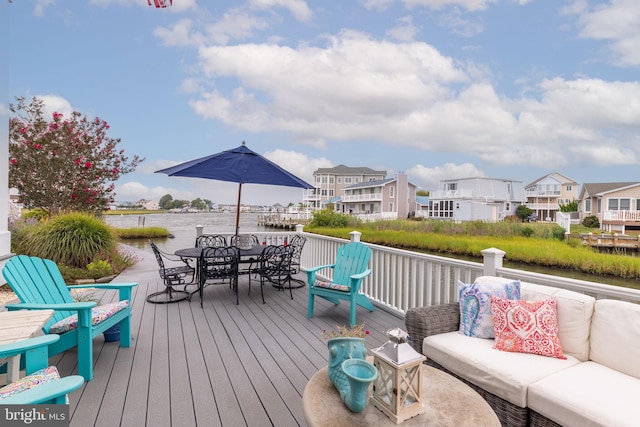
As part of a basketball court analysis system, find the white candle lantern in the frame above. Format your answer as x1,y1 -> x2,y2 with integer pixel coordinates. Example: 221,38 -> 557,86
370,328 -> 426,424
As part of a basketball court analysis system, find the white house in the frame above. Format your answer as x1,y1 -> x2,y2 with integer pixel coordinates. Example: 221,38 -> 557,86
428,177 -> 526,222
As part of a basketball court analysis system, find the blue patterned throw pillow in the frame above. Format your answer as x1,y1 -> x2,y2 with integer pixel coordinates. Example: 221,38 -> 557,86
458,279 -> 521,339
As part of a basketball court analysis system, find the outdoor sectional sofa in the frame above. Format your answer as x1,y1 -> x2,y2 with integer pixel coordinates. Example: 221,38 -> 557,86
405,276 -> 640,427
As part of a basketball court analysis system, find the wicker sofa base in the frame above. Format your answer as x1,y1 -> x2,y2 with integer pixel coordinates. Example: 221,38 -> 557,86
426,359 -> 528,427
406,304 -> 563,427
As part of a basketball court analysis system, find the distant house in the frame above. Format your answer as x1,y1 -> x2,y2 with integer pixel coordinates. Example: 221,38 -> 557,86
303,165 -> 387,210
428,177 -> 526,222
525,172 -> 578,221
578,182 -> 640,233
340,173 -> 418,219
138,199 -> 159,210
415,195 -> 430,217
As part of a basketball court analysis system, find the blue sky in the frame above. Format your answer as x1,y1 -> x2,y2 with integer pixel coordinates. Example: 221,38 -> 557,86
4,0 -> 640,206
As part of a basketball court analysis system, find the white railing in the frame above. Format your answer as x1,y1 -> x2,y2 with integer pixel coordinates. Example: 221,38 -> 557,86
196,227 -> 640,317
429,189 -> 473,199
342,194 -> 383,202
603,210 -> 640,221
297,231 -> 640,317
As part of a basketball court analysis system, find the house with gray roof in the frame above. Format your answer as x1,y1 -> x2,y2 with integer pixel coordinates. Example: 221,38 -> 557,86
303,165 -> 386,210
578,182 -> 640,233
340,173 -> 418,219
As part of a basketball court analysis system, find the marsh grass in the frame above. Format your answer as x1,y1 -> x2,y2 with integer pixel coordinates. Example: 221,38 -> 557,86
115,227 -> 169,239
308,220 -> 640,279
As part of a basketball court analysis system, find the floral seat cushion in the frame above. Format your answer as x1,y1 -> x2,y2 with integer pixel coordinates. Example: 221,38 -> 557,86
49,300 -> 129,334
313,280 -> 350,292
0,366 -> 66,402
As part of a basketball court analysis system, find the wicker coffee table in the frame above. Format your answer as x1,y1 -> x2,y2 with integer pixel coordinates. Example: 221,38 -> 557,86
303,363 -> 500,426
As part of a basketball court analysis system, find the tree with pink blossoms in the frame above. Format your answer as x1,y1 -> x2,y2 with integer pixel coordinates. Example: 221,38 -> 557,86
9,96 -> 144,216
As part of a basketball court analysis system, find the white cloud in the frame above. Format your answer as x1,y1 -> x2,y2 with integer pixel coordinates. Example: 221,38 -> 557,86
402,0 -> 498,12
386,15 -> 420,42
263,149 -> 332,184
36,95 -> 75,120
407,162 -> 485,190
361,0 -> 396,11
248,0 -> 313,22
573,0 -> 640,66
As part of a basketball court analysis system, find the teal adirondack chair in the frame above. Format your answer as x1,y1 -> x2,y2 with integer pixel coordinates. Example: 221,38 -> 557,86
0,335 -> 84,404
304,241 -> 374,326
2,255 -> 137,381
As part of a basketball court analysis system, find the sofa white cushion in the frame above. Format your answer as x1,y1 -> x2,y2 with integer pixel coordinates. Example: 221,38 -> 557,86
474,276 -> 595,361
528,361 -> 640,427
423,331 -> 580,407
590,299 -> 640,379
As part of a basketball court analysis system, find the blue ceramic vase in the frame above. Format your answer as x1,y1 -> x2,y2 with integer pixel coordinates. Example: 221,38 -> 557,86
341,359 -> 378,412
327,337 -> 367,403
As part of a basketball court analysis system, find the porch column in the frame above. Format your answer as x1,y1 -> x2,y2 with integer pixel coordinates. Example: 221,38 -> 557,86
0,0 -> 11,282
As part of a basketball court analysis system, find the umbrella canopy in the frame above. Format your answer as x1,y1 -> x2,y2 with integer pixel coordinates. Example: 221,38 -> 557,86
156,142 -> 314,235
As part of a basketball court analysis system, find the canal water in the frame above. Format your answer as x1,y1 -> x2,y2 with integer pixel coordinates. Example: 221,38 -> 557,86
104,212 -> 269,255
105,212 -> 640,291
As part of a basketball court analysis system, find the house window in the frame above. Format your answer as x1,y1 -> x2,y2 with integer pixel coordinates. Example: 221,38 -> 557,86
337,177 -> 342,184
585,199 -> 591,212
329,190 -> 334,197
389,186 -> 395,198
315,176 -> 321,184
321,176 -> 327,184
637,199 -> 640,211
620,198 -> 631,210
345,177 -> 352,184
388,202 -> 394,212
355,178 -> 360,183
447,183 -> 457,191
566,185 -> 572,191
329,177 -> 334,184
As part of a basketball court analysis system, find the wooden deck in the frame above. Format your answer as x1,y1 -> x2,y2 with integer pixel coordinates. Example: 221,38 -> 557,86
52,246 -> 405,427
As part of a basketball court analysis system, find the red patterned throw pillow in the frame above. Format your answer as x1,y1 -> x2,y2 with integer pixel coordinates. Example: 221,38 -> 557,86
490,296 -> 566,359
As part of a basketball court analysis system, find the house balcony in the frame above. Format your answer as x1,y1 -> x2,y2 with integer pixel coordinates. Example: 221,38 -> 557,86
341,193 -> 383,202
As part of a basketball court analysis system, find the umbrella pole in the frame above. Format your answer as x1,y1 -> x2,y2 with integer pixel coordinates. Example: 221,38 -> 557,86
235,183 -> 242,237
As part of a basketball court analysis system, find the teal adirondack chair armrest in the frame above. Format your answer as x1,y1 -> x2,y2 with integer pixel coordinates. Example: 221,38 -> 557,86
1,376 -> 85,405
0,335 -> 60,374
348,269 -> 372,292
303,263 -> 336,284
69,282 -> 137,301
5,302 -> 97,330
0,335 -> 84,405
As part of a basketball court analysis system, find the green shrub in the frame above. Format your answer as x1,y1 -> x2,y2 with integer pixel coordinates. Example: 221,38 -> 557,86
20,212 -> 117,268
582,215 -> 600,228
521,227 -> 534,237
86,259 -> 113,279
309,209 -> 350,228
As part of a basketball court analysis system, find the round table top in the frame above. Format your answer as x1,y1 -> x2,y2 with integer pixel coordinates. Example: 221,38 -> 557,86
302,364 -> 500,427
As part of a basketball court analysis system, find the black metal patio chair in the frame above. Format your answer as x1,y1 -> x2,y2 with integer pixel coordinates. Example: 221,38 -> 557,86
147,241 -> 195,304
249,245 -> 294,303
198,246 -> 240,306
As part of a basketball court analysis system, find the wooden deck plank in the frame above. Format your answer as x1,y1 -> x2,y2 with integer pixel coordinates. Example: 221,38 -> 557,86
41,244 -> 406,427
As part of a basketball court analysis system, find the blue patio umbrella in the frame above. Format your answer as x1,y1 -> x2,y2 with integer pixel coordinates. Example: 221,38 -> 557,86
156,142 -> 314,236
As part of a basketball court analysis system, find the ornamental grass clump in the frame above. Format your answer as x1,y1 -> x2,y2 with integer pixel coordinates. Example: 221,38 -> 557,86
321,322 -> 370,340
